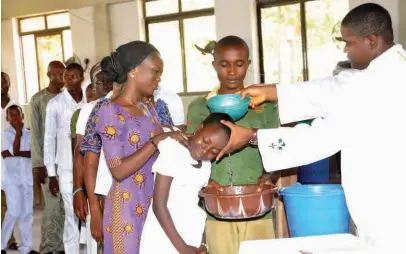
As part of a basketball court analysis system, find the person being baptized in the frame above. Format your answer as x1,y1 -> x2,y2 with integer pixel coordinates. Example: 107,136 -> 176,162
140,113 -> 233,254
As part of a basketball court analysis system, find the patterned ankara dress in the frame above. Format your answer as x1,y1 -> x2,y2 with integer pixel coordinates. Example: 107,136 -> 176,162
83,100 -> 160,254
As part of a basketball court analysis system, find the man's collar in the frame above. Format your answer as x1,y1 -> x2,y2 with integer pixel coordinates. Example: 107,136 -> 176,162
368,44 -> 406,70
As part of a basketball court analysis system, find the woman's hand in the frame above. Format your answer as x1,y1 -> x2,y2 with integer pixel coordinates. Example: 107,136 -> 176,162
90,206 -> 104,243
179,245 -> 199,254
152,131 -> 190,149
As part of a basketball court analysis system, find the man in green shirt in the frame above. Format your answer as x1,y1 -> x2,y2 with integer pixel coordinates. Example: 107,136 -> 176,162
30,61 -> 66,254
186,36 -> 279,254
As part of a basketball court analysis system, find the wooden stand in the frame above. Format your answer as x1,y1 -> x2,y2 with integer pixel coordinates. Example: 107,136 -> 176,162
275,168 -> 298,238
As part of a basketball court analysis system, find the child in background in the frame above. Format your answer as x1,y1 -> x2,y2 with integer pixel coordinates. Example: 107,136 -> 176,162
140,113 -> 234,254
1,105 -> 38,254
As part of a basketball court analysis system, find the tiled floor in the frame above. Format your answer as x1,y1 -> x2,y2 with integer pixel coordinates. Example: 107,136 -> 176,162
7,209 -> 41,254
7,209 -> 86,254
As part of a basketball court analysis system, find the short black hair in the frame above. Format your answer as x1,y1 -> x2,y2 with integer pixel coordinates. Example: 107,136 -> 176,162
1,72 -> 10,86
6,104 -> 23,115
202,113 -> 234,139
342,3 -> 393,42
213,35 -> 250,59
66,63 -> 84,77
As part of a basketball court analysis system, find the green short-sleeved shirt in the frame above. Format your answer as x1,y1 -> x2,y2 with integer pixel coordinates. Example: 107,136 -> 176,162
187,96 -> 279,220
70,109 -> 81,139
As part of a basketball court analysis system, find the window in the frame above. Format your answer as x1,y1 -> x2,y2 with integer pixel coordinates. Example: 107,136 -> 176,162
144,0 -> 217,94
19,12 -> 73,102
257,0 -> 348,84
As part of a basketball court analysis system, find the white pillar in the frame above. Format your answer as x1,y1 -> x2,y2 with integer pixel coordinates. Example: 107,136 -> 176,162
214,0 -> 260,84
1,19 -> 25,105
109,0 -> 145,50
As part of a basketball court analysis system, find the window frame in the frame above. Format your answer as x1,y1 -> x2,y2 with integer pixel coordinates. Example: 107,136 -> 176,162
144,0 -> 215,96
18,11 -> 71,103
256,0 -> 315,83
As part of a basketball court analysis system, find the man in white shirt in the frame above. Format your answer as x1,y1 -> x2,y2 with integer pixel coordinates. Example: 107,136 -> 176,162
44,63 -> 87,254
217,3 -> 406,252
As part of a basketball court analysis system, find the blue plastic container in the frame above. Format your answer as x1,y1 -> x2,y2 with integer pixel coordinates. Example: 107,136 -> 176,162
280,184 -> 350,237
298,158 -> 330,183
207,94 -> 249,121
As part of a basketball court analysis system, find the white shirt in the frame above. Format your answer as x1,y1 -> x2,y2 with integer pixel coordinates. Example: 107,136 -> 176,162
258,44 -> 406,251
76,91 -> 113,196
44,89 -> 86,181
1,100 -> 25,190
1,127 -> 32,187
140,138 -> 210,253
154,86 -> 185,126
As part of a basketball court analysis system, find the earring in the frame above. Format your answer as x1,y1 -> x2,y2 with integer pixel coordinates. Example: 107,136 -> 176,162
130,72 -> 136,78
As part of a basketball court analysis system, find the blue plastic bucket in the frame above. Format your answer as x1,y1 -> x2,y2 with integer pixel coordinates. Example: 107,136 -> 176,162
298,158 -> 330,183
280,184 -> 350,237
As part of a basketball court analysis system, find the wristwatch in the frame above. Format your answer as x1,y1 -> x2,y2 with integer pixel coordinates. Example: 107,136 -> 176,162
249,128 -> 258,146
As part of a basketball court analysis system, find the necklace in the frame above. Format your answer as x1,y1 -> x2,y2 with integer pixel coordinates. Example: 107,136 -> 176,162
122,96 -> 139,106
122,96 -> 153,118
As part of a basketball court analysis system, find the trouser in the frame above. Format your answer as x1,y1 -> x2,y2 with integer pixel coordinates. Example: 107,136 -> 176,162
205,218 -> 275,254
1,190 -> 17,247
60,180 -> 80,254
39,178 -> 65,253
1,184 -> 33,254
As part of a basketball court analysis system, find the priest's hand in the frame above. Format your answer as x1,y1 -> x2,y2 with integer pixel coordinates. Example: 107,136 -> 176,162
240,84 -> 278,108
216,121 -> 255,161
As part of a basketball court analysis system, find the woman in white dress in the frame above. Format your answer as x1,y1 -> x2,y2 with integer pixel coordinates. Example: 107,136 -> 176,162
140,113 -> 234,254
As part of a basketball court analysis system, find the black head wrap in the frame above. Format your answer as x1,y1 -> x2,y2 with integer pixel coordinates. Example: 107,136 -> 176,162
101,41 -> 159,84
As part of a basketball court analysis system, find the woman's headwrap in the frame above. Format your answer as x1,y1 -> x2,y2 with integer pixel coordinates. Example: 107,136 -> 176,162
101,41 -> 159,84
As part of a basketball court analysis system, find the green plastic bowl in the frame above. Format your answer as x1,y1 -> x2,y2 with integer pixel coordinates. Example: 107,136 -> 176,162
207,94 -> 250,121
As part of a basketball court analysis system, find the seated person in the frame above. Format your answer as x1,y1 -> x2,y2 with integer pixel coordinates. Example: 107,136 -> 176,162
140,113 -> 233,254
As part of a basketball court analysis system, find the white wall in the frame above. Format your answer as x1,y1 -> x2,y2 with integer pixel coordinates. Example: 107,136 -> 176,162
70,7 -> 96,85
214,0 -> 260,84
2,19 -> 25,105
1,20 -> 19,102
109,0 -> 145,50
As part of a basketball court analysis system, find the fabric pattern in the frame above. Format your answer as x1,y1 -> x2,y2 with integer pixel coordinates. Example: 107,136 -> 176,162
154,98 -> 174,126
29,89 -> 59,168
94,101 -> 160,254
39,178 -> 65,253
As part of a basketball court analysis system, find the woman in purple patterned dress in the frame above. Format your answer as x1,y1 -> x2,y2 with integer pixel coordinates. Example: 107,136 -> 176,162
92,41 -> 189,254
